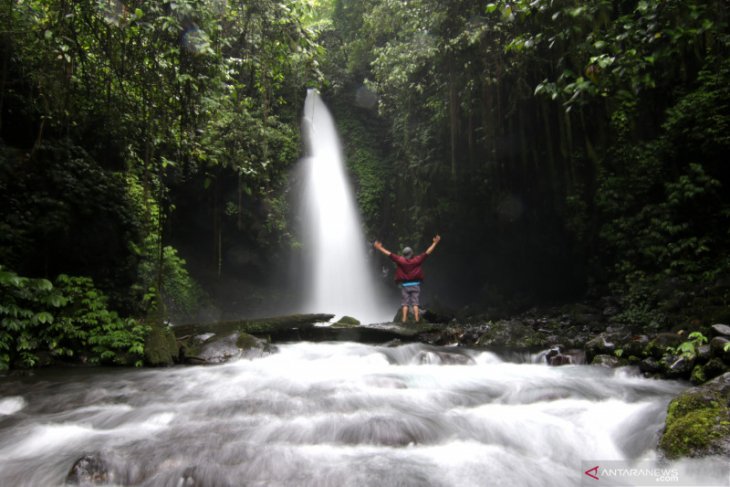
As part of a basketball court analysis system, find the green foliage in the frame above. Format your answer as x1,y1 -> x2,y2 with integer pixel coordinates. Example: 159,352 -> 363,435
331,97 -> 390,233
127,174 -> 205,322
0,142 -> 143,310
0,266 -> 149,371
673,331 -> 709,359
2,0 -> 324,318
321,0 -> 730,314
597,58 -> 730,327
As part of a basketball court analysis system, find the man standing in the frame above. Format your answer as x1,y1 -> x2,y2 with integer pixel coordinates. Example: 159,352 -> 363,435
373,235 -> 441,323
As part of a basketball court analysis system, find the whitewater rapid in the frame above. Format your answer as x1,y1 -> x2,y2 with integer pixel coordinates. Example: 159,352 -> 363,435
0,342 -> 727,486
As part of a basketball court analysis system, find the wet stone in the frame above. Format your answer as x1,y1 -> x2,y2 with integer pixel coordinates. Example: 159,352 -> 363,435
66,453 -> 110,485
711,324 -> 730,338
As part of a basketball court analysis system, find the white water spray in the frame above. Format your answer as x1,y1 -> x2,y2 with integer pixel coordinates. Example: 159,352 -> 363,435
299,90 -> 388,324
1,343 -> 728,486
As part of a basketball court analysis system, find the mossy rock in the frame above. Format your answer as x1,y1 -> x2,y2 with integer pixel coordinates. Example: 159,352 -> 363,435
333,316 -> 361,327
236,332 -> 260,349
591,354 -> 620,368
690,365 -> 707,385
645,333 -> 684,359
144,321 -> 179,367
659,372 -> 730,459
173,313 -> 335,338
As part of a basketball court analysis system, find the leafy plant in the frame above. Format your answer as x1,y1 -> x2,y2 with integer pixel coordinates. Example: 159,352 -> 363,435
673,331 -> 709,359
0,266 -> 149,371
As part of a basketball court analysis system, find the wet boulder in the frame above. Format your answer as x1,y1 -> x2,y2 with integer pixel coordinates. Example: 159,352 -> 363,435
639,357 -> 664,375
181,331 -> 275,365
591,354 -> 621,368
66,453 -> 111,485
703,357 -> 729,380
585,334 -> 616,364
621,335 -> 649,360
691,358 -> 728,386
545,347 -> 582,366
710,323 -> 730,338
645,333 -> 684,359
659,372 -> 730,459
662,354 -> 695,380
144,321 -> 179,367
710,336 -> 730,363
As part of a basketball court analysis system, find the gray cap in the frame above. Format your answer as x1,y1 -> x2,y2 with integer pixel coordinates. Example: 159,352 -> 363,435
402,247 -> 413,258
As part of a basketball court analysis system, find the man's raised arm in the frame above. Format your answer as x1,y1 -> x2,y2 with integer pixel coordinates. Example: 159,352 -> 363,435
374,240 -> 392,257
425,235 -> 441,255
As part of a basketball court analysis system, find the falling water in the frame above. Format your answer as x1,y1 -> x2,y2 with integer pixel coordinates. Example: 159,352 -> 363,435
299,89 -> 388,324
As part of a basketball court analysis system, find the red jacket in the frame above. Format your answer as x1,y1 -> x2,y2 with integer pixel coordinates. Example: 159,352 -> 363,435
389,253 -> 428,283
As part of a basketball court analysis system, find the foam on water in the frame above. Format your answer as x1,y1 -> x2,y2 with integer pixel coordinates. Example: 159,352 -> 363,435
0,342 -> 726,487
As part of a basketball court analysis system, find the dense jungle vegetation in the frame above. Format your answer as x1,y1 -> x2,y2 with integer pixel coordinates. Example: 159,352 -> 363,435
1,0 -> 728,370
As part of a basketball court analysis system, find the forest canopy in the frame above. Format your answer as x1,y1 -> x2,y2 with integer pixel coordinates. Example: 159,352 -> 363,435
1,0 -> 729,369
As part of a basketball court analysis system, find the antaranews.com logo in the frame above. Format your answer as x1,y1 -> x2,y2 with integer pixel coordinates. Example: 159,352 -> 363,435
581,461 -> 730,486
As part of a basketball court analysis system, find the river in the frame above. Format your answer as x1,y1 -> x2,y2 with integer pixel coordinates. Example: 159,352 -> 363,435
0,342 -> 727,486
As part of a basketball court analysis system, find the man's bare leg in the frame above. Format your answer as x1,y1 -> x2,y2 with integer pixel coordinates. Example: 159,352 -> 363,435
413,305 -> 420,323
401,306 -> 408,323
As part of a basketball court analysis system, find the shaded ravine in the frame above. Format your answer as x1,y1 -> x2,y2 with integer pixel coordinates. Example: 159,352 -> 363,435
0,342 -> 727,486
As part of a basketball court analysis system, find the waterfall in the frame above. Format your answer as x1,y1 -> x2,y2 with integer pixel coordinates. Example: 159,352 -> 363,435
298,89 -> 388,324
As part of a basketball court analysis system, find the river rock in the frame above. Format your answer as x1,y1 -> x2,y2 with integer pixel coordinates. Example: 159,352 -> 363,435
690,365 -> 706,385
66,453 -> 111,485
697,344 -> 712,362
659,372 -> 730,459
691,358 -> 729,385
545,348 -> 573,366
639,357 -> 663,375
704,357 -> 729,378
645,333 -> 684,359
591,354 -> 620,368
144,321 -> 179,367
710,336 -> 730,363
585,334 -> 615,363
710,324 -> 730,338
621,335 -> 649,360
662,354 -> 695,380
182,332 -> 274,365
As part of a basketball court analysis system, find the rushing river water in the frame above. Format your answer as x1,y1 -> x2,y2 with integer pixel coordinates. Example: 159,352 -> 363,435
0,342 -> 727,486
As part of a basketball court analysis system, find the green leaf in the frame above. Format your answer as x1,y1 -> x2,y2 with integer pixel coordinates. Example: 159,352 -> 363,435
35,312 -> 54,324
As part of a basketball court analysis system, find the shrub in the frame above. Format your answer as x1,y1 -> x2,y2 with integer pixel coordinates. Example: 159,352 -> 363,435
0,266 -> 149,370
